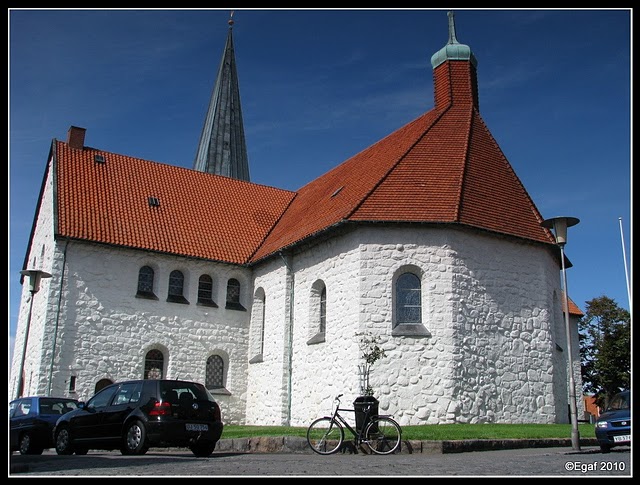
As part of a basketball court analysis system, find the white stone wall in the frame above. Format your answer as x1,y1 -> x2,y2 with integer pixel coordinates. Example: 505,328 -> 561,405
289,232 -> 363,424
244,258 -> 290,425
10,155 -> 57,399
267,225 -> 570,427
12,163 -> 578,427
36,240 -> 251,423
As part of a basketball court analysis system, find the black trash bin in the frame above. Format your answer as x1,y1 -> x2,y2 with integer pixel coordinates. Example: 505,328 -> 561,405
353,396 -> 379,432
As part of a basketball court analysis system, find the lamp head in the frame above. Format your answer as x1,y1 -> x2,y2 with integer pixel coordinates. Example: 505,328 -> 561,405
20,269 -> 52,293
541,216 -> 580,245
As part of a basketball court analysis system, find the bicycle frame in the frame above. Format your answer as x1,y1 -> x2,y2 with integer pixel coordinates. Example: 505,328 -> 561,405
328,396 -> 374,444
307,393 -> 402,455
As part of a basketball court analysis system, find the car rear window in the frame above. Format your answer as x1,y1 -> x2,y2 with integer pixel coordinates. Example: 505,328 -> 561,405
40,398 -> 79,415
159,381 -> 213,403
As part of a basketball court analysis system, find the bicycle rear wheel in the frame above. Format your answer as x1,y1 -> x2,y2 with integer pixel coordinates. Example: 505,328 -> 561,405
307,417 -> 344,455
364,416 -> 402,455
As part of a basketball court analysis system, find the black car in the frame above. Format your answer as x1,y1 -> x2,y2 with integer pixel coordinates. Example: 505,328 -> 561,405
10,396 -> 80,455
595,390 -> 631,453
53,379 -> 224,457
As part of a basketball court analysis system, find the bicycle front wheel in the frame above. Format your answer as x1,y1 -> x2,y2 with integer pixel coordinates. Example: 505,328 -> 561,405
306,417 -> 344,455
364,416 -> 402,455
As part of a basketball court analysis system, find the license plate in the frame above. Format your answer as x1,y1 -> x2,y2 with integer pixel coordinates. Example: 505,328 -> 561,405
613,435 -> 630,442
186,423 -> 208,432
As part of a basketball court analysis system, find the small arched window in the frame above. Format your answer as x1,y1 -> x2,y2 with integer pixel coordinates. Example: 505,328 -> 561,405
249,288 -> 266,363
319,286 -> 327,334
307,280 -> 327,345
94,378 -> 113,394
205,355 -> 224,389
144,349 -> 164,380
396,272 -> 422,324
167,270 -> 189,304
197,274 -> 218,307
136,266 -> 158,300
225,278 -> 245,311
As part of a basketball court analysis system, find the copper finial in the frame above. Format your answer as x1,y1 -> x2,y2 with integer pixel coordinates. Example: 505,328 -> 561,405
229,10 -> 234,27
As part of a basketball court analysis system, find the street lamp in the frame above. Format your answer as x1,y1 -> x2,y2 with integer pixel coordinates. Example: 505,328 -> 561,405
14,269 -> 52,400
541,216 -> 580,451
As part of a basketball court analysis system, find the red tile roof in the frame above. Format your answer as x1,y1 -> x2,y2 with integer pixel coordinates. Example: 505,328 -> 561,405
54,142 -> 295,264
564,292 -> 585,316
53,57 -> 556,266
253,61 -> 554,261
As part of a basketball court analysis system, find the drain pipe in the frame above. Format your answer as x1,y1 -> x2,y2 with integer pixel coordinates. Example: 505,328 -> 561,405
279,251 -> 294,426
47,239 -> 69,396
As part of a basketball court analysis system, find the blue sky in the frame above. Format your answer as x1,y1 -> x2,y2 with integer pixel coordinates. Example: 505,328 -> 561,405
8,9 -> 632,361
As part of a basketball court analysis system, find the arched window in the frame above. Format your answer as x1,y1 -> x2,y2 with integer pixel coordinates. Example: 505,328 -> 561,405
250,288 -> 266,363
307,280 -> 327,345
396,272 -> 422,324
197,274 -> 218,307
205,355 -> 224,389
319,286 -> 327,334
225,278 -> 245,311
167,270 -> 189,304
136,266 -> 157,299
144,349 -> 164,379
94,378 -> 113,394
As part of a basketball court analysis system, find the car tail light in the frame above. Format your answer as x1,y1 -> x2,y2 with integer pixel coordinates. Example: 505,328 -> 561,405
149,401 -> 172,416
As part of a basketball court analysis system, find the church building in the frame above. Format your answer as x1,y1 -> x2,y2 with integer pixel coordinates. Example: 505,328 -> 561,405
11,11 -> 584,426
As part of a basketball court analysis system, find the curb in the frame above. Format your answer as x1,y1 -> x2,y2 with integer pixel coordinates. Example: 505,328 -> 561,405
215,436 -> 600,454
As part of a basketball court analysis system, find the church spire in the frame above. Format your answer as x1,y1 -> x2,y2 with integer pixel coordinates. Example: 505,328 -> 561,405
193,11 -> 250,181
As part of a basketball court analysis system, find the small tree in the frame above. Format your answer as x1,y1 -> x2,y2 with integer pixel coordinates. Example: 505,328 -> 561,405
357,332 -> 387,396
579,295 -> 630,409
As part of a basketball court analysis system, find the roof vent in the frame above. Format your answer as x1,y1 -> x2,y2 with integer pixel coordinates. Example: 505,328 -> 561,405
94,154 -> 105,164
330,186 -> 344,198
148,197 -> 160,207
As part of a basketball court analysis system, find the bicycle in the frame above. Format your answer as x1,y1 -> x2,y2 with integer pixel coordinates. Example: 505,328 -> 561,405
306,394 -> 402,455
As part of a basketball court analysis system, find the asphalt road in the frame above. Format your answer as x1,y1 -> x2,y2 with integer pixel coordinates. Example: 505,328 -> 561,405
9,446 -> 632,477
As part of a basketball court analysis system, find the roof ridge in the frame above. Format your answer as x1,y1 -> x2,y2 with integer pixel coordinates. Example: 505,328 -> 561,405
247,192 -> 299,262
465,113 -> 552,241
345,107 -> 449,221
453,107 -> 475,222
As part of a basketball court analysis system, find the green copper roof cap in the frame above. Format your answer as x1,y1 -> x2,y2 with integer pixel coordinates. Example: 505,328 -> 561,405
430,10 -> 478,69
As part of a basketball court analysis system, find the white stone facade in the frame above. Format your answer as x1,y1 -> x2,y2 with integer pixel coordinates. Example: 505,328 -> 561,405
11,158 -> 584,424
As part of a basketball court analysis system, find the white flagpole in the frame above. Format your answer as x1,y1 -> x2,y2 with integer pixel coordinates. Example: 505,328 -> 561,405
618,217 -> 631,312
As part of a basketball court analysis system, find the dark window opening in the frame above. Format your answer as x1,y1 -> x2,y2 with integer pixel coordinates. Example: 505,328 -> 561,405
396,272 -> 422,324
205,355 -> 224,389
144,349 -> 164,380
225,278 -> 245,311
167,270 -> 189,304
197,274 -> 218,307
136,265 -> 158,300
69,376 -> 76,392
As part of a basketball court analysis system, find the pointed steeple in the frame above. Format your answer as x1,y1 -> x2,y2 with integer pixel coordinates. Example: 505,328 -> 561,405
193,12 -> 251,181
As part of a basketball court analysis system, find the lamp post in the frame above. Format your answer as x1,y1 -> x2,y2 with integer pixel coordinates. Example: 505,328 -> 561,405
14,269 -> 52,400
541,216 -> 580,451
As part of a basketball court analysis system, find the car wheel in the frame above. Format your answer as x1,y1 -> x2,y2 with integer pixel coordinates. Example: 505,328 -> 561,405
120,420 -> 149,456
55,426 -> 74,455
189,441 -> 216,457
600,443 -> 611,453
19,433 -> 44,455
